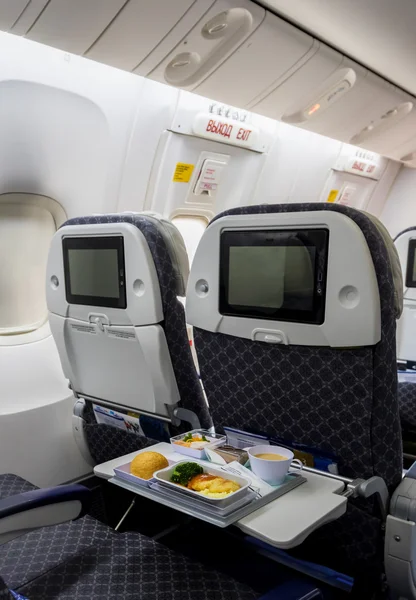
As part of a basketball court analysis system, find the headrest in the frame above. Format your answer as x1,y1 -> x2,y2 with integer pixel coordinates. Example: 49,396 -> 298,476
363,211 -> 403,319
140,212 -> 189,297
187,206 -> 384,348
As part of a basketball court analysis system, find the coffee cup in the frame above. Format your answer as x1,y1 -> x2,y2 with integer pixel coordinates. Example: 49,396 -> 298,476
248,445 -> 303,485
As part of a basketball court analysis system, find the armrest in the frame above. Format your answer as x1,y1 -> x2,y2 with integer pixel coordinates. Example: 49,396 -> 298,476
0,484 -> 91,545
385,467 -> 416,600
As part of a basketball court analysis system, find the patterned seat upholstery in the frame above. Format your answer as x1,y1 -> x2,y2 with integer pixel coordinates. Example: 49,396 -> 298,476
61,214 -> 212,464
0,474 -> 258,599
398,381 -> 416,429
192,203 -> 403,581
0,475 -> 36,501
18,532 -> 258,600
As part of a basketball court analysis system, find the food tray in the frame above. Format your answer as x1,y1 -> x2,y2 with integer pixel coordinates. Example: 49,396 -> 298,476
154,460 -> 251,506
114,460 -> 174,488
110,470 -> 306,528
170,429 -> 226,459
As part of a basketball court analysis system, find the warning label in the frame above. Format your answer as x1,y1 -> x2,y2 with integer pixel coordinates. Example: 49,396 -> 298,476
107,329 -> 136,341
71,324 -> 96,335
173,162 -> 194,183
327,189 -> 339,203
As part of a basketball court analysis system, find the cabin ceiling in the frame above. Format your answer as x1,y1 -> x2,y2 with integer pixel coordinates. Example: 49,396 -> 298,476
259,0 -> 416,96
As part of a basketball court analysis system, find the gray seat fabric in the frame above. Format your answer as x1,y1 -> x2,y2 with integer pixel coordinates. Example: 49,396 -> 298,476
193,203 -> 402,580
0,473 -> 258,599
393,227 -> 416,431
0,475 -> 36,500
398,381 -> 416,429
62,214 -> 212,464
0,475 -> 113,592
19,532 -> 258,600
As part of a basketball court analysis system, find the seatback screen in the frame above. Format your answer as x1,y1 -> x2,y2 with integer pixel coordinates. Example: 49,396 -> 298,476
219,229 -> 329,324
63,236 -> 127,308
405,239 -> 416,288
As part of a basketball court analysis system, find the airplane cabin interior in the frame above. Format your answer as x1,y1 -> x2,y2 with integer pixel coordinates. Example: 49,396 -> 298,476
2,1 -> 416,599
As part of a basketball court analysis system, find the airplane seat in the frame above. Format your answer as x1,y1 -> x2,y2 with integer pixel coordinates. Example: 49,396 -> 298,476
46,212 -> 212,465
0,475 -> 36,500
0,483 -> 260,600
187,202 -> 404,594
394,227 -> 416,448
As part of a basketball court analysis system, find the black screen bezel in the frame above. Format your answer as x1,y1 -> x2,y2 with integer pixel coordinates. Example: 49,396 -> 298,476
219,228 -> 329,325
63,236 -> 127,309
406,239 -> 416,288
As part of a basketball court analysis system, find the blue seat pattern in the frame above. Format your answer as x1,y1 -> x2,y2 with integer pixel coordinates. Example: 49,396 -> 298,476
19,532 -> 258,600
0,474 -> 259,599
398,381 -> 416,429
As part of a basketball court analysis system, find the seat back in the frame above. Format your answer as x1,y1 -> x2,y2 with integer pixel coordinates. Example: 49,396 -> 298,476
395,226 -> 416,366
47,213 -> 211,440
187,203 -> 402,489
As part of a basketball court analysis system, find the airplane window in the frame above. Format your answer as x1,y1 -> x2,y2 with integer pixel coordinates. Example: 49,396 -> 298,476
171,216 -> 208,266
0,203 -> 56,335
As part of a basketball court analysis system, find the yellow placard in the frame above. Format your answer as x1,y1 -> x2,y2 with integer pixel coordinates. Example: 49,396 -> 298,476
173,162 -> 194,183
327,189 -> 339,203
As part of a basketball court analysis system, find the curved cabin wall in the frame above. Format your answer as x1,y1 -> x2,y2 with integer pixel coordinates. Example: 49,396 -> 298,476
0,33 -> 146,486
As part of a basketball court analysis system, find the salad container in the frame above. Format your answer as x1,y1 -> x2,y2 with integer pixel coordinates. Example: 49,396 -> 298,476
170,429 -> 226,459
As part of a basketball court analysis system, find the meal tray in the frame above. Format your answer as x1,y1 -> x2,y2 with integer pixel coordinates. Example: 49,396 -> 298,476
110,471 -> 306,528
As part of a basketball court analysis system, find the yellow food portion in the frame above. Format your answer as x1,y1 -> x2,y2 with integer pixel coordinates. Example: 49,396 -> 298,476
130,451 -> 168,480
187,473 -> 240,496
174,436 -> 207,448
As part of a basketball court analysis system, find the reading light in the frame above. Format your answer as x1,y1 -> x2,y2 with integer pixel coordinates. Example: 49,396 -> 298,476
307,103 -> 321,116
282,68 -> 356,124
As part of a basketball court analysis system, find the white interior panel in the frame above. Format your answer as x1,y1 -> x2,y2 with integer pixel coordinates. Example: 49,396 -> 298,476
145,131 -> 267,218
194,11 -> 314,107
86,0 -> 196,71
380,167 -> 416,237
149,0 -> 265,90
0,79 -> 110,214
25,0 -> 127,54
251,43 -> 342,120
0,33 -> 145,218
0,0 -> 29,30
253,122 -> 342,204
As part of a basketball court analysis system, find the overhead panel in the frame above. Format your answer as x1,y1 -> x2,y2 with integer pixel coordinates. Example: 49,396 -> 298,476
9,0 -> 49,35
148,0 -> 265,91
86,0 -> 200,72
25,0 -> 128,55
250,43 -> 343,121
358,101 -> 416,158
0,0 -> 29,30
193,11 -> 315,107
290,66 -> 411,143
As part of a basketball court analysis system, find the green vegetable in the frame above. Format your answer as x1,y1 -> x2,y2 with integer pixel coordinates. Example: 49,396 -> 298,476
183,433 -> 193,442
201,435 -> 208,442
171,462 -> 203,486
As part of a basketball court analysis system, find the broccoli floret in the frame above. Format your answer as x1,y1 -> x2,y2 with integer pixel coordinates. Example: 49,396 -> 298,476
170,462 -> 203,486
